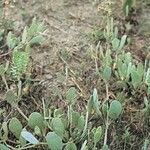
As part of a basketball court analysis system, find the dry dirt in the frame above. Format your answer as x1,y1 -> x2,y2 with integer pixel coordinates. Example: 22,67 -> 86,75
2,0 -> 150,110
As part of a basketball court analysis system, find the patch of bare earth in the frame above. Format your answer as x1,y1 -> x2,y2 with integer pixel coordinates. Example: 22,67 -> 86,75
3,0 -> 103,111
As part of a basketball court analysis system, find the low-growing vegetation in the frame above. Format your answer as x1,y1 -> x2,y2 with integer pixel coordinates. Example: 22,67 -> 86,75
0,0 -> 150,150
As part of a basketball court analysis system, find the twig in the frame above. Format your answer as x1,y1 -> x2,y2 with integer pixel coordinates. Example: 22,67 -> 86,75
0,51 -> 12,58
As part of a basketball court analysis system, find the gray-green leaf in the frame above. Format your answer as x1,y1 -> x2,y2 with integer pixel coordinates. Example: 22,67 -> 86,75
112,38 -> 120,51
119,35 -> 127,50
28,112 -> 45,130
0,144 -> 10,150
5,90 -> 19,107
108,100 -> 122,120
64,142 -> 77,150
102,66 -> 111,81
94,126 -> 102,144
77,115 -> 85,130
22,26 -> 28,44
46,132 -> 63,150
9,117 -> 22,139
51,117 -> 65,137
66,87 -> 76,105
30,35 -> 44,45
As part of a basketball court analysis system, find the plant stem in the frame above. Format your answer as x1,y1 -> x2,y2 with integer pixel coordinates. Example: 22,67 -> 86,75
18,79 -> 22,98
2,75 -> 9,91
102,81 -> 109,105
16,106 -> 28,121
103,112 -> 109,146
65,65 -> 69,85
18,142 -> 47,150
105,82 -> 109,100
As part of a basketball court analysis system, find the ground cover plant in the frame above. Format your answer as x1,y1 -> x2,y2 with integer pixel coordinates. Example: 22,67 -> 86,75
0,0 -> 150,150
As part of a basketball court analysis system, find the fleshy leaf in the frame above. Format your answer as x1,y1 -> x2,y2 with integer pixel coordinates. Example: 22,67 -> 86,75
28,112 -> 45,130
21,130 -> 39,144
46,132 -> 63,150
108,100 -> 122,120
9,117 -> 22,139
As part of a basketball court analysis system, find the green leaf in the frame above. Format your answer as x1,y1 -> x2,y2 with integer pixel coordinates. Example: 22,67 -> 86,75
66,87 -> 76,104
108,100 -> 122,120
51,117 -> 65,137
147,85 -> 150,95
94,126 -> 102,144
30,35 -> 44,45
34,126 -> 42,136
119,35 -> 127,50
64,142 -> 77,150
28,18 -> 44,38
46,132 -> 63,150
9,117 -> 22,139
7,32 -> 17,49
21,130 -> 39,144
22,26 -> 28,44
102,144 -> 109,150
92,88 -> 101,116
28,18 -> 38,37
93,88 -> 98,103
126,62 -> 132,80
87,96 -> 94,114
112,38 -> 120,50
123,0 -> 133,14
124,52 -> 132,64
120,63 -> 127,80
77,115 -> 85,130
104,50 -> 112,66
72,111 -> 80,126
0,144 -> 10,150
137,63 -> 144,77
102,66 -> 111,81
5,90 -> 19,107
131,70 -> 141,89
11,50 -> 29,79
28,112 -> 45,130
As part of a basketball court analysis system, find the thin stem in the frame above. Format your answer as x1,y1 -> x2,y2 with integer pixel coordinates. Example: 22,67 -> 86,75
102,81 -> 109,105
17,79 -> 22,98
16,106 -> 28,121
2,75 -> 9,91
18,142 -> 47,150
103,112 -> 109,146
95,41 -> 100,74
5,143 -> 16,150
105,82 -> 109,100
124,138 -> 127,150
42,98 -> 46,119
65,65 -> 69,85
